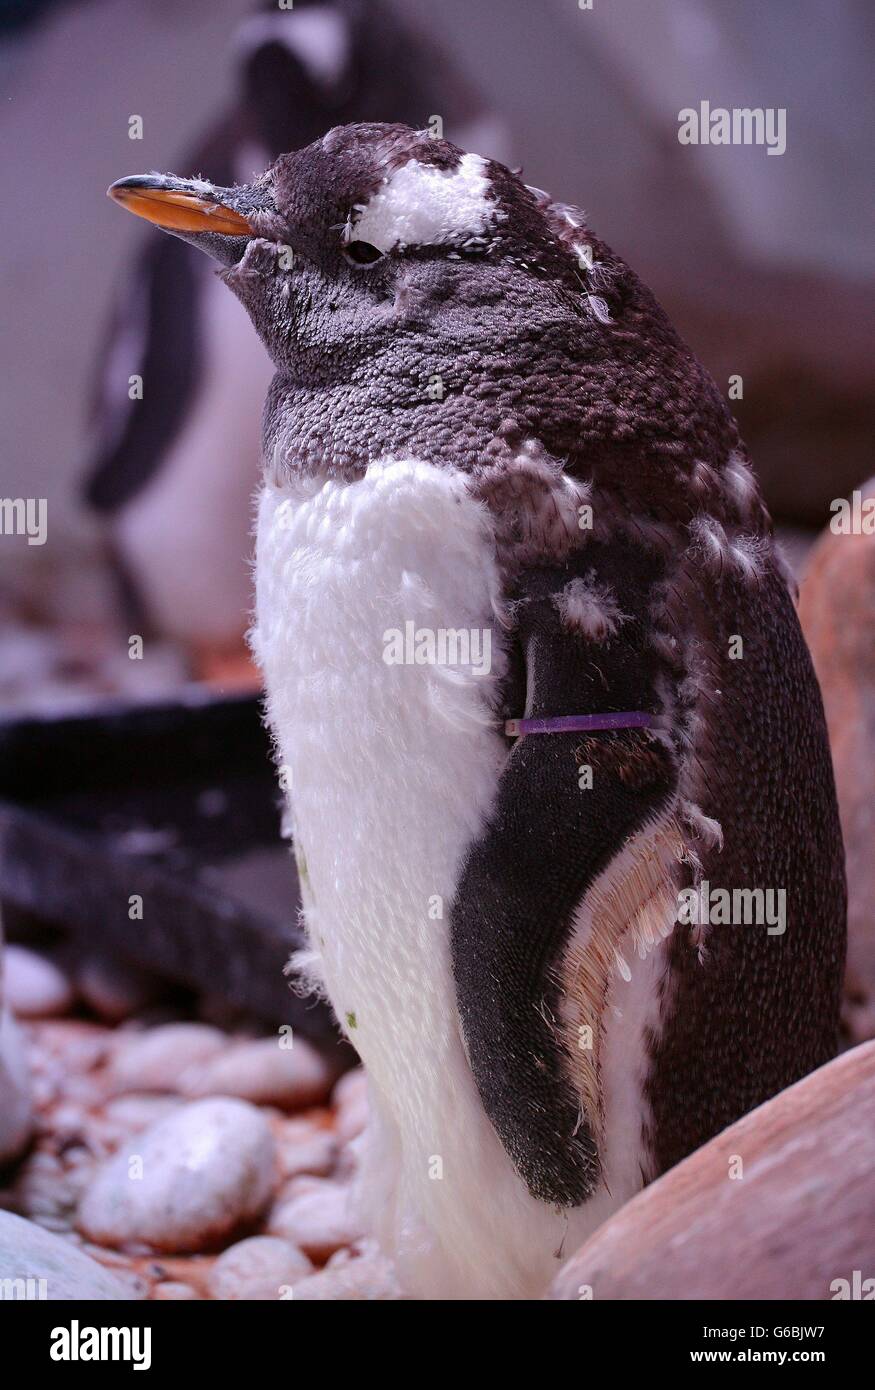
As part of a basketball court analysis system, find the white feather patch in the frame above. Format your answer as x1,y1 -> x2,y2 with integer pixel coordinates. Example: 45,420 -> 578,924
553,574 -> 628,641
352,153 -> 501,253
723,448 -> 759,516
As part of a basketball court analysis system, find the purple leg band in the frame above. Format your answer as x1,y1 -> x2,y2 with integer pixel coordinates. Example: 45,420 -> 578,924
505,712 -> 655,737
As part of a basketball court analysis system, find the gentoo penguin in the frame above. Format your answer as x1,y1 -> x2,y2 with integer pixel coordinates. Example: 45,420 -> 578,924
85,1 -> 509,667
108,123 -> 846,1300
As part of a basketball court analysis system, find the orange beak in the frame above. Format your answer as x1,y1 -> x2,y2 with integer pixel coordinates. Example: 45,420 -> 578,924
107,175 -> 254,237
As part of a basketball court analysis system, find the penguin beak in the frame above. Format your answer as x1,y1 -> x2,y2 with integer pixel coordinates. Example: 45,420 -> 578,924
108,173 -> 269,266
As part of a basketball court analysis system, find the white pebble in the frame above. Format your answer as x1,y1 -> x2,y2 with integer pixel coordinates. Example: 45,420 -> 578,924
332,1067 -> 369,1143
292,1251 -> 403,1300
153,1281 -> 200,1300
78,1098 -> 276,1253
181,1036 -> 335,1109
103,1094 -> 184,1132
267,1178 -> 362,1261
275,1119 -> 338,1179
208,1236 -> 312,1300
109,1024 -> 227,1094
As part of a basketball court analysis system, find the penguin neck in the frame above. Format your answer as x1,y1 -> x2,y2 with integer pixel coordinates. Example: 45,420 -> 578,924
263,325 -> 592,482
262,309 -> 740,512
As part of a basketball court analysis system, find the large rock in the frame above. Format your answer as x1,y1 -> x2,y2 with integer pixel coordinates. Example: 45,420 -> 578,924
0,1004 -> 32,1165
78,1098 -> 276,1253
0,1211 -> 139,1300
548,1041 -> 875,1300
799,482 -> 875,1042
0,929 -> 33,1163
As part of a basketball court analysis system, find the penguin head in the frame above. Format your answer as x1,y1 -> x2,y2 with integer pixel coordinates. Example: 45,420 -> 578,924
109,122 -> 605,390
112,122 -> 739,496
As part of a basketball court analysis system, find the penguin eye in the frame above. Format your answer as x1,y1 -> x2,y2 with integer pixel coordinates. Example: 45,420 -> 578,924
342,239 -> 384,268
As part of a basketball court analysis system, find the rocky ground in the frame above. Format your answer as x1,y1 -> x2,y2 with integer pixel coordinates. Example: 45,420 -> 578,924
0,945 -> 402,1300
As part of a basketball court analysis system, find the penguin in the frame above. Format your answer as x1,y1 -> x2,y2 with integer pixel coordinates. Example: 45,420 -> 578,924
85,1 -> 510,670
107,123 -> 847,1300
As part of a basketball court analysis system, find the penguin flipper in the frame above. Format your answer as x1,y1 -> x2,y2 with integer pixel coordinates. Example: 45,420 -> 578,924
450,551 -> 678,1207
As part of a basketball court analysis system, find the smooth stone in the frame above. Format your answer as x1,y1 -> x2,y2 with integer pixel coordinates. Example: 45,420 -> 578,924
78,1098 -> 276,1254
548,1041 -> 875,1300
292,1251 -> 403,1300
267,1178 -> 363,1261
153,1281 -> 200,1300
75,957 -> 160,1023
0,1210 -> 139,1300
181,1037 -> 335,1109
208,1236 -> 312,1300
108,1023 -> 227,1094
103,1094 -> 184,1133
332,1067 -> 368,1143
799,487 -> 875,1030
4,946 -> 74,1019
275,1119 -> 338,1180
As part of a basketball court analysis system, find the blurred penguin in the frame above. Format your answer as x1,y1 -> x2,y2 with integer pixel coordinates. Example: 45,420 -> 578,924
83,0 -> 510,680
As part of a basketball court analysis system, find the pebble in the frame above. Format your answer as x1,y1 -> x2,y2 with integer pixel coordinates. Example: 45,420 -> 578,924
4,946 -> 74,1018
153,1281 -> 200,1300
181,1036 -> 336,1109
32,1019 -> 111,1074
292,1250 -> 403,1300
208,1236 -> 312,1300
8,1147 -> 79,1228
78,1098 -> 276,1253
275,1118 -> 338,1180
103,1094 -> 184,1133
108,1023 -> 227,1094
0,1209 -> 140,1300
75,957 -> 161,1024
332,1067 -> 368,1143
267,1178 -> 363,1261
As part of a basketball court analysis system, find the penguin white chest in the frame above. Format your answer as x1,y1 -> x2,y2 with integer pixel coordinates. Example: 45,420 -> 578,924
253,459 -> 508,1097
253,455 -> 662,1298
